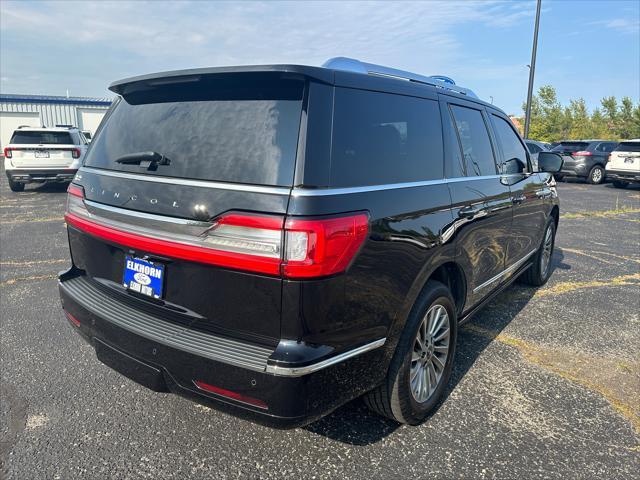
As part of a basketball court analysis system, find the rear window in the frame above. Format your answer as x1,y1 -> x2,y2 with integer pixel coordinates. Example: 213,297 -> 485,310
84,76 -> 304,186
330,88 -> 443,187
10,131 -> 73,145
552,142 -> 589,153
614,142 -> 640,153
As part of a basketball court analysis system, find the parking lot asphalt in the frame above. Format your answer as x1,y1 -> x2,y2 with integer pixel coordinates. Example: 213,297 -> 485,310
1,172 -> 639,480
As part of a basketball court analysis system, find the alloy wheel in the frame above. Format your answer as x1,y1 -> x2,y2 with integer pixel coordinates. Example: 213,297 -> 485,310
591,168 -> 603,183
410,304 -> 450,403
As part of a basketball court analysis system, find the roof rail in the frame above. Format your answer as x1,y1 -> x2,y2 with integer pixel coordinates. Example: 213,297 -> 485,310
322,57 -> 478,99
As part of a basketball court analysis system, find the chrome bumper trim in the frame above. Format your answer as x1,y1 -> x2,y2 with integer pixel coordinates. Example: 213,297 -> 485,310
265,338 -> 386,377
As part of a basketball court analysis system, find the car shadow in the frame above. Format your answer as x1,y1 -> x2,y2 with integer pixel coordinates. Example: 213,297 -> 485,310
30,182 -> 70,194
304,248 -> 567,445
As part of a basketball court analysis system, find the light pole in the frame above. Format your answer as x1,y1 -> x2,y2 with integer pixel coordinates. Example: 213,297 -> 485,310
524,0 -> 542,139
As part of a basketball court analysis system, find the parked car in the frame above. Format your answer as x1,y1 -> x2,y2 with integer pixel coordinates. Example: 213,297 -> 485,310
552,140 -> 618,184
605,140 -> 640,188
525,139 -> 552,171
58,57 -> 563,427
3,126 -> 88,192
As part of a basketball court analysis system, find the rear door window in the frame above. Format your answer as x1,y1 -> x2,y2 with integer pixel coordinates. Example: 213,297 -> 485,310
596,142 -> 617,153
10,131 -> 73,145
491,115 -> 529,173
450,105 -> 497,176
552,142 -> 589,153
330,88 -> 443,187
84,77 -> 304,186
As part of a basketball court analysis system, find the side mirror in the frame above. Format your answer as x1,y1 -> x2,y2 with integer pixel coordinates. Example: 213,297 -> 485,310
538,152 -> 564,173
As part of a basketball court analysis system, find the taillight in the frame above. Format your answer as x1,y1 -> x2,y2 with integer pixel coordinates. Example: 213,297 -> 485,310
572,151 -> 592,156
283,214 -> 369,278
64,185 -> 369,279
71,148 -> 81,159
67,183 -> 84,197
607,153 -> 612,162
3,147 -> 12,158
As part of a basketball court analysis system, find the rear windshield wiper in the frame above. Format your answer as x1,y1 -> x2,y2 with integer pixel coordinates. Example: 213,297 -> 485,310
115,151 -> 171,169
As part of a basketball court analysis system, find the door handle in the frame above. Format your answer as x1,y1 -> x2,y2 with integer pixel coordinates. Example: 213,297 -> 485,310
458,206 -> 481,219
511,194 -> 526,205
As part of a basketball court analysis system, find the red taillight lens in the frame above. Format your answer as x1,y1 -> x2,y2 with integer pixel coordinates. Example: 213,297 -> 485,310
193,380 -> 268,409
65,191 -> 369,279
572,151 -> 592,156
3,147 -> 13,158
71,148 -> 81,159
64,310 -> 81,327
67,183 -> 84,198
283,213 -> 369,278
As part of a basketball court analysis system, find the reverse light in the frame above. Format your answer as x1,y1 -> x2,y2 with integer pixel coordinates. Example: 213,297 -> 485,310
572,151 -> 592,156
193,380 -> 268,409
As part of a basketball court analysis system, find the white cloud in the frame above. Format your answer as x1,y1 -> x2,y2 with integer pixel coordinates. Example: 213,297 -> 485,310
589,17 -> 640,35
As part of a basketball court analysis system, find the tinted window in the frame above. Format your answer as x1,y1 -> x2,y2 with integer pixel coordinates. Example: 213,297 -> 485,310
450,105 -> 497,176
596,142 -> 617,153
614,142 -> 640,153
330,88 -> 443,187
552,142 -> 589,153
10,131 -> 73,145
526,142 -> 541,153
492,115 -> 528,173
84,78 -> 303,186
444,111 -> 465,178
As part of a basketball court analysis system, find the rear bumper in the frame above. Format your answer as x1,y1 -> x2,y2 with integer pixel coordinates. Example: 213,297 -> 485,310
559,163 -> 589,177
6,168 -> 77,183
605,169 -> 640,183
58,270 -> 387,427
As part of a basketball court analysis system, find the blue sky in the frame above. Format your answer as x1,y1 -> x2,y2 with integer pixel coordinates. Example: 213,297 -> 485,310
1,0 -> 638,114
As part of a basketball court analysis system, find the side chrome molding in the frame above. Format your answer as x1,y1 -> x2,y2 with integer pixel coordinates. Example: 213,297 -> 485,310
472,248 -> 538,294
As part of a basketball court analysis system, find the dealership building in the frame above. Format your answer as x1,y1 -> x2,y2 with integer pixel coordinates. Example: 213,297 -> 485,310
0,93 -> 112,150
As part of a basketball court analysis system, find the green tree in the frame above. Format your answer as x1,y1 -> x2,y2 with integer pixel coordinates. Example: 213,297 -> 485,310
600,96 -> 618,133
589,108 -> 610,139
618,97 -> 636,139
568,98 -> 590,139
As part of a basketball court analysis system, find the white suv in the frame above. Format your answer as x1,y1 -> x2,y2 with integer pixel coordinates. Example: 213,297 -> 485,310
606,139 -> 640,188
3,126 -> 89,192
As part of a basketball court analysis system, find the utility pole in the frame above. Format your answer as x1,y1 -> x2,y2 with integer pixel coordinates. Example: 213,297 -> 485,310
524,0 -> 542,139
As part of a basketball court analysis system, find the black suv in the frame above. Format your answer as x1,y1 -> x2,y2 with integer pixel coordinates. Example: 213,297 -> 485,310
58,58 -> 563,427
552,140 -> 618,184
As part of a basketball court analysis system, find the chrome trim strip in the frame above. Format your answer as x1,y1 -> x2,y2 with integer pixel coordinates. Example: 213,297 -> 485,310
291,175 -> 511,197
265,338 -> 386,377
80,167 -> 528,198
79,167 -> 291,196
84,199 -> 209,228
473,248 -> 538,294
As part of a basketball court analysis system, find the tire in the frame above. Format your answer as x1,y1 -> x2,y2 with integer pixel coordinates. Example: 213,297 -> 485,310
520,219 -> 556,286
612,180 -> 629,189
364,281 -> 457,425
8,179 -> 25,192
587,165 -> 605,184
